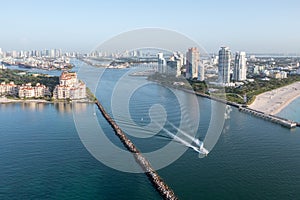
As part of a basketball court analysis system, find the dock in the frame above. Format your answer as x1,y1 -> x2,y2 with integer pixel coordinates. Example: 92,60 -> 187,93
95,100 -> 178,200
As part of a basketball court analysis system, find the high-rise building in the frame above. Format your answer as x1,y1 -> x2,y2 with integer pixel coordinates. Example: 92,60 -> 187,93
11,51 -> 18,58
157,52 -> 166,73
198,62 -> 205,81
218,47 -> 231,83
186,47 -> 200,79
167,53 -> 183,77
233,51 -> 247,81
50,49 -> 56,58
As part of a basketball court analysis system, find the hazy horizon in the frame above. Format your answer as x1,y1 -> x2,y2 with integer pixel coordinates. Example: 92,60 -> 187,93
1,0 -> 300,54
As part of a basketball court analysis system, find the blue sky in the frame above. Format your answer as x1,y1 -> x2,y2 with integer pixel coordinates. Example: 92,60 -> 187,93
1,0 -> 300,53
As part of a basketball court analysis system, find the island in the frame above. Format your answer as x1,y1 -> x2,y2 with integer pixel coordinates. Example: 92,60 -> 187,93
0,68 -> 95,103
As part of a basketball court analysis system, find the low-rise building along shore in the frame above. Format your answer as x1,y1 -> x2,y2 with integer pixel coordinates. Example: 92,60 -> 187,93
19,83 -> 50,98
0,81 -> 17,96
0,81 -> 50,98
0,71 -> 86,100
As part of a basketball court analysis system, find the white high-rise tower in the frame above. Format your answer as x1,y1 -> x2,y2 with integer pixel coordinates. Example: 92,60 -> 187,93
233,52 -> 247,81
198,62 -> 205,81
157,52 -> 166,73
218,47 -> 231,84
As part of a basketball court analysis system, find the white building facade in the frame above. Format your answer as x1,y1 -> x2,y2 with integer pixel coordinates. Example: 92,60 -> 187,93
218,47 -> 231,84
233,51 -> 247,81
53,71 -> 86,100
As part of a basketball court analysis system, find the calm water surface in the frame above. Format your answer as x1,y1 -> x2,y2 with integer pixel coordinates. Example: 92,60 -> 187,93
1,60 -> 300,199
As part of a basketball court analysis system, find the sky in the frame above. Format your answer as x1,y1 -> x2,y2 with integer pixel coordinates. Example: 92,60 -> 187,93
1,0 -> 300,53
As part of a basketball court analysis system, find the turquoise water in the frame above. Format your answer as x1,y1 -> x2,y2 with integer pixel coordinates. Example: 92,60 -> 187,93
278,97 -> 300,122
1,61 -> 300,199
0,103 -> 160,200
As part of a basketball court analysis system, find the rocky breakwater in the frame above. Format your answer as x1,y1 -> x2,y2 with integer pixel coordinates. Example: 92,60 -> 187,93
95,100 -> 178,200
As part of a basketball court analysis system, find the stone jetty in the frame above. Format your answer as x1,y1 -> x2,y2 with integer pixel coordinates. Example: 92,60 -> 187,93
95,100 -> 178,200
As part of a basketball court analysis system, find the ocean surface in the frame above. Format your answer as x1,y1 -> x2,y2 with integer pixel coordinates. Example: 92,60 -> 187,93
278,97 -> 300,122
1,60 -> 300,199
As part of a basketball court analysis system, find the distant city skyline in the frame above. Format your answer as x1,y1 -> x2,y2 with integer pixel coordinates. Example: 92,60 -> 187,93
1,0 -> 300,53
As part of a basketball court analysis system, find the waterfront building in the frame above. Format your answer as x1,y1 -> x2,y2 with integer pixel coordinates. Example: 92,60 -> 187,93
166,52 -> 184,77
18,84 -> 35,98
53,71 -> 86,100
18,83 -> 50,98
167,56 -> 180,76
233,51 -> 247,81
157,52 -> 166,74
186,47 -> 200,79
218,47 -> 231,83
198,62 -> 205,81
0,81 -> 17,96
34,83 -> 51,97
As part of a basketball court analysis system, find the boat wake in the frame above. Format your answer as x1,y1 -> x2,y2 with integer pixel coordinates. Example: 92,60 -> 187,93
154,121 -> 209,156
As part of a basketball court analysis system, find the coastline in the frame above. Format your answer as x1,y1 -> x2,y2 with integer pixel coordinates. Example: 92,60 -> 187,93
0,97 -> 94,104
249,82 -> 300,115
0,97 -> 50,104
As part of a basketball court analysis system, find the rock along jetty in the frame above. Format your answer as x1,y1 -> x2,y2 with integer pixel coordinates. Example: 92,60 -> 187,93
179,88 -> 297,129
95,100 -> 178,200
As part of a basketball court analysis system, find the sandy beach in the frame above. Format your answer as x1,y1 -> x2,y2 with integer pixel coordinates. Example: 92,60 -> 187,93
249,82 -> 300,115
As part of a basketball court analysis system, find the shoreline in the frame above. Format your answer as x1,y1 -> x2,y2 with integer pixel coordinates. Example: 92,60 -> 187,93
249,82 -> 300,115
0,97 -> 94,104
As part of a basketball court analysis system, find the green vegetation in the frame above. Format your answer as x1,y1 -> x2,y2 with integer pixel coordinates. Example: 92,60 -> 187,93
226,75 -> 300,104
188,79 -> 208,94
148,72 -> 300,105
0,69 -> 59,92
86,87 -> 97,102
147,72 -> 193,90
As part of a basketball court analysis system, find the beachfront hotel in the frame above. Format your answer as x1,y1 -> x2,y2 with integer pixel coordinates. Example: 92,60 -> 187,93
53,71 -> 86,100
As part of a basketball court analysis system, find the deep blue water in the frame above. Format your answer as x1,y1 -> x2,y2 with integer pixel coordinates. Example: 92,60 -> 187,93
1,60 -> 300,199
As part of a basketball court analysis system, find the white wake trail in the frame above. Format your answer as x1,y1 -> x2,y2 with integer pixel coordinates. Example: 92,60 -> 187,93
168,121 -> 201,146
154,122 -> 200,152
